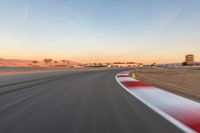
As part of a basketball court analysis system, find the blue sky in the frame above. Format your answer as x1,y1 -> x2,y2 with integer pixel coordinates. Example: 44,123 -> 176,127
0,0 -> 200,63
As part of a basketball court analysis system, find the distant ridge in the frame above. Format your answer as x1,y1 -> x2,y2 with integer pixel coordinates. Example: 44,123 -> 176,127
0,58 -> 81,67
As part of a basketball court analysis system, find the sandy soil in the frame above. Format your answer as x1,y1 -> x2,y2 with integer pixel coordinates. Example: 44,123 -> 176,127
134,67 -> 200,102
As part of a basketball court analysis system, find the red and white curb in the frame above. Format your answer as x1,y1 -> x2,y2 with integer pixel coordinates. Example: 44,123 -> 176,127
116,71 -> 200,133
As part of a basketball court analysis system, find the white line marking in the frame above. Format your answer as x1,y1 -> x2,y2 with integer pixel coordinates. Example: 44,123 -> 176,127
117,77 -> 138,82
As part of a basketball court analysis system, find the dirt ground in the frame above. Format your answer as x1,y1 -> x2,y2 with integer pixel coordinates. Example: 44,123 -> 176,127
134,67 -> 200,102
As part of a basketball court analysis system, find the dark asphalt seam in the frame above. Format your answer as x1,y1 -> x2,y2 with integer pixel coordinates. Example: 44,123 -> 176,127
0,71 -> 94,88
0,74 -> 81,96
0,74 -> 88,115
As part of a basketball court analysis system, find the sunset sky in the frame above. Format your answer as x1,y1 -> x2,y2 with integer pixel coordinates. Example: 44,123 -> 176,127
0,0 -> 200,64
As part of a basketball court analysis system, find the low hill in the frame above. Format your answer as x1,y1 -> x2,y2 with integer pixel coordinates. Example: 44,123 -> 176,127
0,58 -> 81,67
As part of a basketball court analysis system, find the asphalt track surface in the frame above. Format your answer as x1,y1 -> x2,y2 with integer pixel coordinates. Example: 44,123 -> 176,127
0,69 -> 182,133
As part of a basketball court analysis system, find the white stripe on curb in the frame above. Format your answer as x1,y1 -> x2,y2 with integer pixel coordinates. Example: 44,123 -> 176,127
117,77 -> 138,82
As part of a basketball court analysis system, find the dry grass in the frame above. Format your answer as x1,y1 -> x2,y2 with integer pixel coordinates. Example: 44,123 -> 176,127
135,67 -> 200,102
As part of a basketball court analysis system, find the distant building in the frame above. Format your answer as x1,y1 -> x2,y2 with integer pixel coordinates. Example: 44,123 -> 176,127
113,62 -> 143,67
185,54 -> 194,65
85,62 -> 143,68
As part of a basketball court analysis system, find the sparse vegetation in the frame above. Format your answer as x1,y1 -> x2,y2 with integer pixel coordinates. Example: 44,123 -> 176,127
151,63 -> 156,67
182,62 -> 187,66
32,61 -> 38,63
44,59 -> 52,64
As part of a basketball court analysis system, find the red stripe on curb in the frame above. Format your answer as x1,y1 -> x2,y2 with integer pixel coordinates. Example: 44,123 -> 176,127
162,108 -> 200,133
121,81 -> 151,88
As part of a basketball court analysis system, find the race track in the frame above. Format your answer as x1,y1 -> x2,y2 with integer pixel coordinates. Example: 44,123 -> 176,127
0,69 -> 182,133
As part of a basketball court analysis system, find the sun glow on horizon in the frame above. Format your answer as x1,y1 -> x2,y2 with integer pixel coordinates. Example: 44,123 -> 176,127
0,0 -> 200,64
